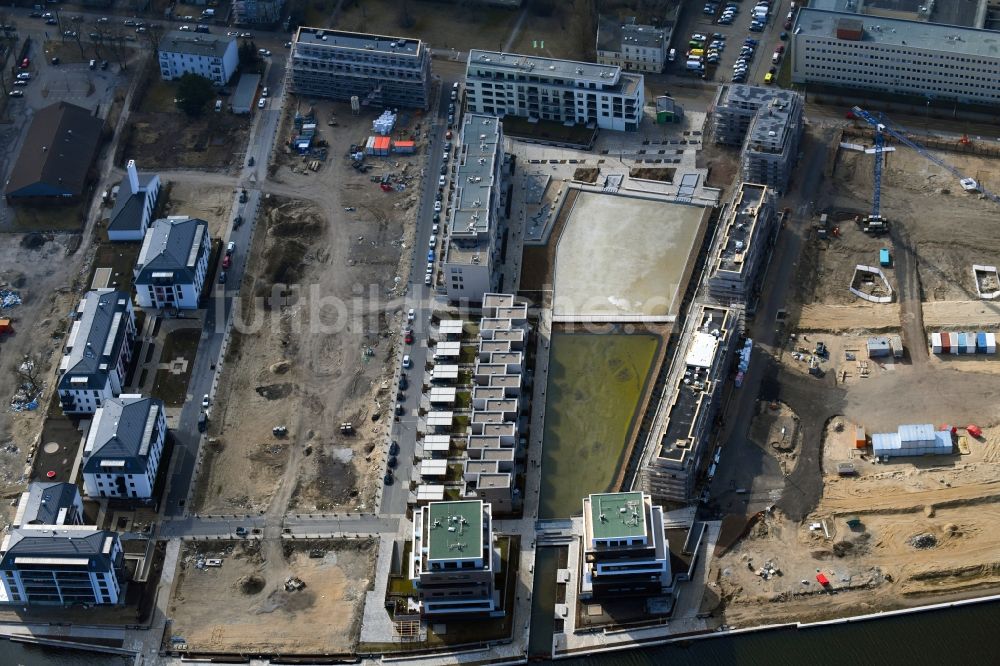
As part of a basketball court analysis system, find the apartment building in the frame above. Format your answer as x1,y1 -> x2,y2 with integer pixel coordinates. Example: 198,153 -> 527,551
596,16 -> 669,73
1,483 -> 123,607
463,294 -> 529,513
82,395 -> 167,500
706,184 -> 777,303
57,290 -> 136,416
108,160 -> 160,242
409,500 -> 501,616
641,305 -> 738,503
158,31 -> 238,85
713,85 -> 803,192
289,28 -> 431,109
581,491 -> 672,600
791,10 -> 1000,106
465,50 -> 645,132
443,115 -> 506,303
134,216 -> 211,310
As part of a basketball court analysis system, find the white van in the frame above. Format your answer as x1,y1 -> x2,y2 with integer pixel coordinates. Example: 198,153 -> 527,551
685,59 -> 704,71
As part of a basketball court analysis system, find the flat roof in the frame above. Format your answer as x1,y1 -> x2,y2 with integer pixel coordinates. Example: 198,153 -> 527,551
686,332 -> 720,368
597,16 -> 666,51
429,387 -> 457,403
294,27 -> 423,56
440,319 -> 464,335
588,492 -> 647,540
449,114 -> 503,241
468,49 -> 622,82
416,484 -> 445,501
420,459 -> 448,477
426,500 -> 484,561
713,183 -> 768,275
794,8 -> 1000,58
808,0 -> 983,28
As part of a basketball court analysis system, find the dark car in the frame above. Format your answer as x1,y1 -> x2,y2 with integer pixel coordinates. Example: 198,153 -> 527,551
101,60 -> 109,70
399,376 -> 409,391
50,57 -> 60,65
198,412 -> 208,432
383,472 -> 394,485
218,270 -> 227,284
233,215 -> 243,228
29,11 -> 42,18
432,213 -> 440,224
387,455 -> 397,468
395,403 -> 404,416
440,165 -> 447,176
389,441 -> 399,455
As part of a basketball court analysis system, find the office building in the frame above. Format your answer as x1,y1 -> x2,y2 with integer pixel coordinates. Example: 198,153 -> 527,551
1,483 -> 124,607
596,16 -> 669,73
443,115 -> 506,303
713,85 -> 802,192
706,184 -> 777,303
465,50 -> 645,131
791,8 -> 1000,106
641,305 -> 738,503
82,395 -> 167,500
289,28 -> 431,109
581,491 -> 672,600
108,160 -> 161,242
134,216 -> 211,310
409,500 -> 501,616
57,290 -> 137,416
158,31 -> 238,85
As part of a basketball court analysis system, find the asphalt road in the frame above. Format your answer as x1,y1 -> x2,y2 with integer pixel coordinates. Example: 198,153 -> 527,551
377,75 -> 461,515
162,56 -> 287,517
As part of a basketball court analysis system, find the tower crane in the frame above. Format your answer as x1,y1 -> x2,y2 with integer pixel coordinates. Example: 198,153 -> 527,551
851,107 -> 1000,220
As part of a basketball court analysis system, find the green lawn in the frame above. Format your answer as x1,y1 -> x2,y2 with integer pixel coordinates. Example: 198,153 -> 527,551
152,327 -> 202,406
455,391 -> 472,409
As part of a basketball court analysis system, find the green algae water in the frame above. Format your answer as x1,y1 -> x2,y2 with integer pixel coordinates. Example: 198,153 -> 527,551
538,333 -> 659,520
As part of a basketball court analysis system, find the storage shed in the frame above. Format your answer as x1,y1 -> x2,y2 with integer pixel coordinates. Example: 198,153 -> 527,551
867,336 -> 891,358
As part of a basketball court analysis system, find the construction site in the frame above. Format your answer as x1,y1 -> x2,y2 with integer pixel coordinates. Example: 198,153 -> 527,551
193,103 -> 426,516
706,115 -> 1000,627
166,538 -> 374,655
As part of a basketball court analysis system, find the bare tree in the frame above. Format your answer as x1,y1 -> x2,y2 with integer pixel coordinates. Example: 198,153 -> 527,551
89,21 -> 110,60
13,352 -> 44,404
71,27 -> 87,59
106,23 -> 129,71
142,23 -> 164,53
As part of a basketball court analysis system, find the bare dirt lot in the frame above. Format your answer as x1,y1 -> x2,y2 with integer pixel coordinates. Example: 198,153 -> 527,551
194,104 -> 424,515
168,539 -> 374,655
159,181 -> 235,241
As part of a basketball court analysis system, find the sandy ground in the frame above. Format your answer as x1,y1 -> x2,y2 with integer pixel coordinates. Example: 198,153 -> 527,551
194,104 -> 425,514
159,181 -> 235,241
748,402 -> 800,477
0,235 -> 87,519
167,539 -> 374,654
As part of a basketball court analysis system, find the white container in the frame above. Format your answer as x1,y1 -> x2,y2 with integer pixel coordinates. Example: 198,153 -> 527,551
986,332 -> 997,354
931,332 -> 942,354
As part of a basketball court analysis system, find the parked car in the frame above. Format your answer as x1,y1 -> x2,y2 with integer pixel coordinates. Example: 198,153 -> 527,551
439,174 -> 446,187
404,328 -> 414,344
8,90 -> 23,97
424,274 -> 432,286
257,98 -> 266,109
226,241 -> 236,255
433,201 -> 442,212
198,412 -> 207,432
389,440 -> 400,455
222,254 -> 232,269
202,394 -> 210,408
402,355 -> 412,369
406,308 -> 415,321
218,270 -> 227,284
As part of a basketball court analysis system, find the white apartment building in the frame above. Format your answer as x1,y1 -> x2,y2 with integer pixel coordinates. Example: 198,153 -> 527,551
108,160 -> 161,242
706,183 -> 777,303
134,216 -> 211,310
82,395 -> 167,500
596,16 -> 669,73
465,50 -> 645,132
580,491 -> 672,600
158,31 -> 238,85
57,290 -> 136,415
443,115 -> 505,303
791,10 -> 1000,105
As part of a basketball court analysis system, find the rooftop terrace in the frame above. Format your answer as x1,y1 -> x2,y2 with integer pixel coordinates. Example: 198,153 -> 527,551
426,500 -> 485,561
588,492 -> 647,541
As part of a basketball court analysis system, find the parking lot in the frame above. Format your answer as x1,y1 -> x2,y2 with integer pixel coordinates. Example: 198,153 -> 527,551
0,37 -> 124,230
665,0 -> 795,88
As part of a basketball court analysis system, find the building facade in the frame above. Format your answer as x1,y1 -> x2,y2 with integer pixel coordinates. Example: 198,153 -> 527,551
581,492 -> 672,600
57,290 -> 136,415
82,395 -> 167,500
289,28 -> 431,109
465,50 -> 645,132
158,31 -> 238,85
596,16 -> 669,73
134,216 -> 211,310
791,10 -> 1000,106
409,500 -> 500,617
108,160 -> 161,242
713,86 -> 803,193
706,183 -> 777,303
0,526 -> 124,606
641,305 -> 738,503
443,115 -> 505,303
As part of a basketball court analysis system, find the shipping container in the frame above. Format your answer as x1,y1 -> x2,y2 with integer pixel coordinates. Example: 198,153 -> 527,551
393,140 -> 415,154
965,331 -> 977,354
931,332 -> 942,354
941,332 -> 951,354
986,332 -> 997,354
977,331 -> 988,351
957,333 -> 966,351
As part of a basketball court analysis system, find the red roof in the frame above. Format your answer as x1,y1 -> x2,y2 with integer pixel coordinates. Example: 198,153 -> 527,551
816,572 -> 830,586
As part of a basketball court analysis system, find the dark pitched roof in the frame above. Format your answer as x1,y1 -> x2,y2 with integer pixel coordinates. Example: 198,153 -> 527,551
135,217 -> 209,286
17,482 -> 80,527
108,173 -> 158,233
82,396 -> 163,475
4,102 -> 104,199
58,290 -> 133,391
0,527 -> 118,573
